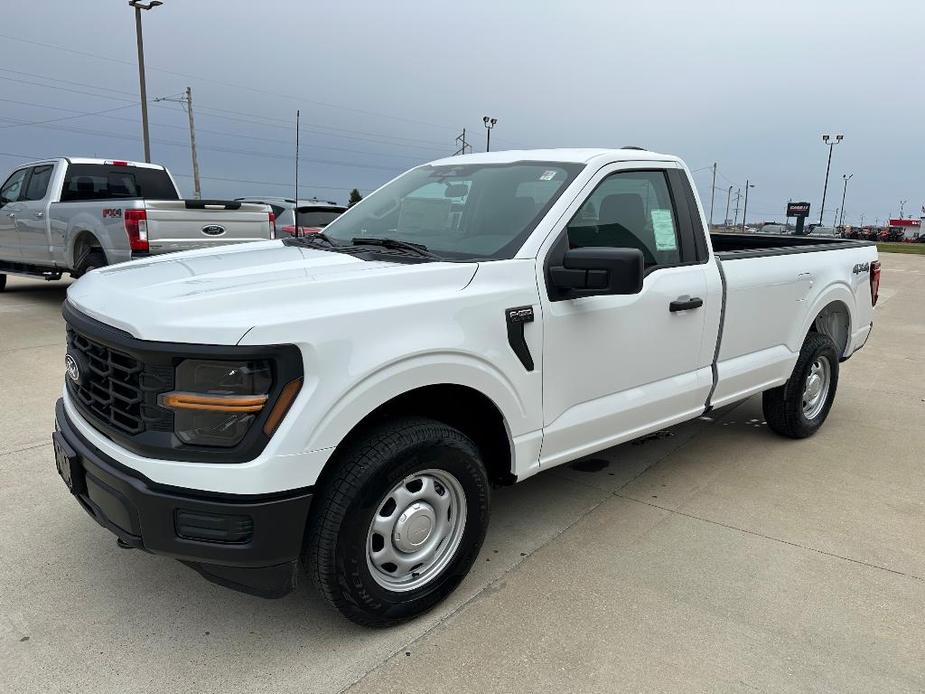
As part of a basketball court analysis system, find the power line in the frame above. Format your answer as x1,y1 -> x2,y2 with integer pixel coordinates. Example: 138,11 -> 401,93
0,103 -> 138,129
0,115 -> 418,173
0,72 -> 453,155
0,32 -> 456,132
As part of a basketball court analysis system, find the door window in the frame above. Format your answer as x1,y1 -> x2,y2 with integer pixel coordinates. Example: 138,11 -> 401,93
566,170 -> 681,268
22,165 -> 53,201
0,168 -> 28,207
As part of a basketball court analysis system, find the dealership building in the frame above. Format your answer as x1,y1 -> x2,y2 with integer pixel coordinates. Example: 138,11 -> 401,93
888,218 -> 922,240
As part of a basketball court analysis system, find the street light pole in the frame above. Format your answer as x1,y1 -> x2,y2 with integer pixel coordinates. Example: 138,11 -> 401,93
709,162 -> 717,227
741,180 -> 754,232
482,116 -> 497,152
838,173 -> 853,227
129,0 -> 163,163
724,185 -> 733,226
818,133 -> 844,225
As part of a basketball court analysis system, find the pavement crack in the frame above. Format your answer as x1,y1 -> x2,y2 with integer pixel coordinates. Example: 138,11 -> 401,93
0,440 -> 51,457
614,493 -> 925,583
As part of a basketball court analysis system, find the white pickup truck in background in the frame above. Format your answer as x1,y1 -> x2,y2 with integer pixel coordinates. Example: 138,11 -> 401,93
0,158 -> 275,289
52,148 -> 880,626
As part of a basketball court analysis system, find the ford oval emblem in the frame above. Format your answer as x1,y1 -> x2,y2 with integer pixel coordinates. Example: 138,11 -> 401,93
201,224 -> 226,236
65,353 -> 81,384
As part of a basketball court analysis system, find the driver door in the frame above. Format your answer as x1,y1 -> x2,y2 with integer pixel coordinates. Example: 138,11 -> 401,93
538,162 -> 716,468
0,167 -> 29,261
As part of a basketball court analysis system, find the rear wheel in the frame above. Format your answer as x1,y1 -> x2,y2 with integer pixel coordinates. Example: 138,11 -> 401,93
73,250 -> 106,278
763,332 -> 839,438
305,417 -> 490,627
0,274 -> 6,291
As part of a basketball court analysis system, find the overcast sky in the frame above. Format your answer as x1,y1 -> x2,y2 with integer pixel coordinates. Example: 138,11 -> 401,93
1,0 -> 922,224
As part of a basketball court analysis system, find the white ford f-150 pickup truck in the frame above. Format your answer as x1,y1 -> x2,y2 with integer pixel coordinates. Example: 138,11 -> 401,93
0,157 -> 275,289
52,148 -> 880,626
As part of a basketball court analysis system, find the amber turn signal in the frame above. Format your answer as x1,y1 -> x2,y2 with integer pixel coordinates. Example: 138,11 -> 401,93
263,378 -> 303,436
159,392 -> 269,413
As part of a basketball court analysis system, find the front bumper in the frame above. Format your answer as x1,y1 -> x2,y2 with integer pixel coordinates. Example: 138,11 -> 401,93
53,398 -> 313,598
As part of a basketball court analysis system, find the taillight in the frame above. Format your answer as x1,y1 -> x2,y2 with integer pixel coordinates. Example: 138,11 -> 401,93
268,212 -> 276,239
869,260 -> 881,307
279,224 -> 298,237
124,209 -> 148,252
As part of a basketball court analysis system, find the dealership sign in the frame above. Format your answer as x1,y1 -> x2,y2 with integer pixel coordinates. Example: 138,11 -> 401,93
889,218 -> 921,227
787,202 -> 811,217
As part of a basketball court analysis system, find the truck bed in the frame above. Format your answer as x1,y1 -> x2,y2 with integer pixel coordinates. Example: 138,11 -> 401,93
710,232 -> 874,260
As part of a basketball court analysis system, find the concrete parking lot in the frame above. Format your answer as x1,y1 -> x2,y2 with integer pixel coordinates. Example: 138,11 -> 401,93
1,253 -> 923,693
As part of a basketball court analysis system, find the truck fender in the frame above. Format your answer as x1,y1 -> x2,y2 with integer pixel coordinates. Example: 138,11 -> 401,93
65,214 -> 108,268
299,353 -> 529,457
795,282 -> 855,357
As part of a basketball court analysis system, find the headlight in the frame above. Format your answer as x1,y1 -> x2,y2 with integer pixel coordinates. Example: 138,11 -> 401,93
159,359 -> 274,447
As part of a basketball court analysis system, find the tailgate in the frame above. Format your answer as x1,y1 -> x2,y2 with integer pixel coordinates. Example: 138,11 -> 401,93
143,199 -> 273,253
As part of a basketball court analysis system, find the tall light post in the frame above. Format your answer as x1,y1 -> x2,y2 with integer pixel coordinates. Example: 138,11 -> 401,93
838,173 -> 853,227
899,200 -> 906,218
741,180 -> 755,231
482,116 -> 497,152
724,185 -> 733,226
818,133 -> 844,225
129,0 -> 163,163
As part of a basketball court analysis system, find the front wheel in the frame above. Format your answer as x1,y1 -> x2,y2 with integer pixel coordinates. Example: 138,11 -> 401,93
0,273 -> 6,292
305,417 -> 490,627
763,332 -> 839,438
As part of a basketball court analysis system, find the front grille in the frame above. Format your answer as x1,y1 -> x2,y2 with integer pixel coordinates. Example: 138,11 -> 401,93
66,327 -> 146,435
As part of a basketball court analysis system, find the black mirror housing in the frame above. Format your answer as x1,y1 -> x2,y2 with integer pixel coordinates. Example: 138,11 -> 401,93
549,247 -> 644,298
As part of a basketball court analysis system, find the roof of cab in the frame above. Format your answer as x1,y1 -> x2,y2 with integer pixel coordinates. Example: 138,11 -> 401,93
428,148 -> 682,167
19,157 -> 166,170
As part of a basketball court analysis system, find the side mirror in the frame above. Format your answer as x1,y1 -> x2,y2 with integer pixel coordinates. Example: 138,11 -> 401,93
549,247 -> 644,298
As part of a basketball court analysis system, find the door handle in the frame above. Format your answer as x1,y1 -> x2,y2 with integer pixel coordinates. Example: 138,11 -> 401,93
7,212 -> 15,218
669,295 -> 703,312
34,210 -> 44,218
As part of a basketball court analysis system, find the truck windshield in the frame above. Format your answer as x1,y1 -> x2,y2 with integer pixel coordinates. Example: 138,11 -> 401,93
60,164 -> 179,202
322,162 -> 583,260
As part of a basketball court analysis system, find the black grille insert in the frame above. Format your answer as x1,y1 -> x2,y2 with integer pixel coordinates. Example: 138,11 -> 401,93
66,328 -> 145,435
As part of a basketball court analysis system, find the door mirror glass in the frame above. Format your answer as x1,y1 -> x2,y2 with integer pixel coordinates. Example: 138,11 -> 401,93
549,247 -> 644,297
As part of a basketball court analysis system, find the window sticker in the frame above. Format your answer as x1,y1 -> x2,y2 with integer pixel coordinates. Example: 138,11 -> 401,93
539,170 -> 557,181
651,209 -> 677,251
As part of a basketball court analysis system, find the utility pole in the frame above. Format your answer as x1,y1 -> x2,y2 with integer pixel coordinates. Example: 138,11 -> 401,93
733,187 -> 741,228
833,207 -> 839,228
129,0 -> 163,163
154,87 -> 201,198
709,162 -> 717,227
453,128 -> 471,156
818,133 -> 844,224
295,110 -> 300,203
724,185 -> 733,226
482,116 -> 497,152
838,173 -> 853,227
741,180 -> 754,232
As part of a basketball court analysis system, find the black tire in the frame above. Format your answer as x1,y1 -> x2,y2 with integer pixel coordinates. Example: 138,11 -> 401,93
73,250 -> 107,278
763,332 -> 839,439
305,416 -> 490,627
0,273 -> 6,291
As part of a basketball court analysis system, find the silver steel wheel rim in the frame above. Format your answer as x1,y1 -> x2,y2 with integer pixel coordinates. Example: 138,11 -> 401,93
802,356 -> 831,420
366,469 -> 467,592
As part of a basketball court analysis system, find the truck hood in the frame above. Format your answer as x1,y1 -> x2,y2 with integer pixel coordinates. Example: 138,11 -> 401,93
66,241 -> 479,344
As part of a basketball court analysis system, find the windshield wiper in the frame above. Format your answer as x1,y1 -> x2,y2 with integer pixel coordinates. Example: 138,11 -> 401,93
351,237 -> 442,259
283,231 -> 339,248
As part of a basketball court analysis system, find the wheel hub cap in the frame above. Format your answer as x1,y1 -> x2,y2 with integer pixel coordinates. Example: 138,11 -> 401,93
366,469 -> 468,592
393,502 -> 436,552
801,356 -> 831,420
